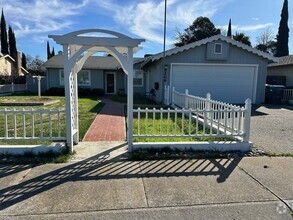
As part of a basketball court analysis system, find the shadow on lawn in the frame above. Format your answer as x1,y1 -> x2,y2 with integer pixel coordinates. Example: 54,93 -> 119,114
0,143 -> 242,211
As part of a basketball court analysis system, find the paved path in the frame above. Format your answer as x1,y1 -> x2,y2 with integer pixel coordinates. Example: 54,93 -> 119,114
83,97 -> 125,142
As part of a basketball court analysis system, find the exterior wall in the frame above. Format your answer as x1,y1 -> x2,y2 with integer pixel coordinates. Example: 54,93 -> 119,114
47,68 -> 104,90
89,69 -> 104,89
0,58 -> 14,75
145,42 -> 269,104
267,65 -> 293,86
46,68 -> 129,94
26,75 -> 47,93
143,61 -> 163,102
46,68 -> 61,89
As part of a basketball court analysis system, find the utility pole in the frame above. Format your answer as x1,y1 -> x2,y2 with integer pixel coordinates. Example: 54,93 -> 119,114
163,0 -> 167,59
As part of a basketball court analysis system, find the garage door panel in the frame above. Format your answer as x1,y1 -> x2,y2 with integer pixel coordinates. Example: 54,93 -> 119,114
172,64 -> 256,104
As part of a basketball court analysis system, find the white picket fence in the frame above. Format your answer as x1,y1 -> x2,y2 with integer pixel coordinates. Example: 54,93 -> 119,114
134,86 -> 251,143
283,89 -> 293,102
0,108 -> 66,141
0,83 -> 27,95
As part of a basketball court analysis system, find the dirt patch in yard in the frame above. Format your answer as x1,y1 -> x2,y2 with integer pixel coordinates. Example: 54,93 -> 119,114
0,98 -> 60,106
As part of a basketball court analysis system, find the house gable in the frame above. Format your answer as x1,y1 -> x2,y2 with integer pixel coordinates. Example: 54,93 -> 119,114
206,41 -> 229,61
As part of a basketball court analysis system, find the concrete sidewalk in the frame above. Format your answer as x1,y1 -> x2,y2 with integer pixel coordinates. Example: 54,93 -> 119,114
0,142 -> 292,219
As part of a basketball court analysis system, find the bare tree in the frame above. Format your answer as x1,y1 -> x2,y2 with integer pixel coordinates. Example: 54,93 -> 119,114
26,55 -> 46,76
256,28 -> 275,45
255,28 -> 277,55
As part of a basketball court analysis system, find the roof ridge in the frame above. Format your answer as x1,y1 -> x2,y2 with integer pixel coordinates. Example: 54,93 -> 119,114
140,34 -> 278,67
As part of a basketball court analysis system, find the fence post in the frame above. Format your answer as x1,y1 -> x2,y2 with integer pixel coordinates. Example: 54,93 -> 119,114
25,82 -> 28,91
164,85 -> 170,105
206,93 -> 211,119
244,98 -> 252,142
166,85 -> 170,105
185,89 -> 189,109
172,87 -> 175,106
11,82 -> 14,93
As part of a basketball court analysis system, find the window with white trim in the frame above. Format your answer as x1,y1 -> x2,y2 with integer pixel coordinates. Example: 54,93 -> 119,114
133,70 -> 143,87
214,43 -> 222,54
60,70 -> 91,86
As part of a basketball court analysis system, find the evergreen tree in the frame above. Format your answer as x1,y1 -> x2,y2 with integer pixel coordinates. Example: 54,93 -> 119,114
175,17 -> 220,47
0,9 -> 9,55
8,26 -> 17,60
21,53 -> 27,70
227,19 -> 232,37
276,0 -> 289,57
47,41 -> 51,60
51,47 -> 55,57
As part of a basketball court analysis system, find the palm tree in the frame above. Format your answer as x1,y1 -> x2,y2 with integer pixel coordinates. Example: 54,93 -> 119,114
233,32 -> 251,46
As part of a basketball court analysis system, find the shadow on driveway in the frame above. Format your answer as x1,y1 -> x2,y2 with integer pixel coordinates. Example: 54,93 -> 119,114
0,143 -> 242,211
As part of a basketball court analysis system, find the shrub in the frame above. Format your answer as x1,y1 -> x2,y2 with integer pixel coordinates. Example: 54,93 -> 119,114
44,87 -> 104,97
44,87 -> 65,96
92,88 -> 105,96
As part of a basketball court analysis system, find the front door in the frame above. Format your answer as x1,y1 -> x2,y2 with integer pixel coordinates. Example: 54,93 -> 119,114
106,72 -> 116,94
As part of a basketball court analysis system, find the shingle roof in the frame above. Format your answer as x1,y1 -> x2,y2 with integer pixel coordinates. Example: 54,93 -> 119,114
45,53 -> 144,69
140,34 -> 278,67
268,55 -> 293,67
45,54 -> 121,69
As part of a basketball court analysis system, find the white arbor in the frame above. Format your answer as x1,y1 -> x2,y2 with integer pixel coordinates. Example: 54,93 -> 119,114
49,29 -> 144,152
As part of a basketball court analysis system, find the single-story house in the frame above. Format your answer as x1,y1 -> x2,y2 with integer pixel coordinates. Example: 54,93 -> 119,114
0,52 -> 28,76
140,35 -> 277,104
45,34 -> 277,104
267,55 -> 293,87
44,52 -> 144,95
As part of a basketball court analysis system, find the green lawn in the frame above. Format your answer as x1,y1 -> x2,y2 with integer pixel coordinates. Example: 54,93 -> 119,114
0,93 -> 103,145
111,94 -> 156,105
133,110 -> 234,142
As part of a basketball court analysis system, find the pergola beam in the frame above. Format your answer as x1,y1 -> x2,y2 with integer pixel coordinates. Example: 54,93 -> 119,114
49,36 -> 143,48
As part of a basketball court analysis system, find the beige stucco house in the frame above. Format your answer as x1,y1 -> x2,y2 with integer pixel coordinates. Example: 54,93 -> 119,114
0,52 -> 28,76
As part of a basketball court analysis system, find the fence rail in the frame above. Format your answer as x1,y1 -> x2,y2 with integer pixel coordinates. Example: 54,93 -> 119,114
0,83 -> 27,94
0,108 -> 66,141
283,89 -> 293,101
140,86 -> 251,142
133,107 -> 249,140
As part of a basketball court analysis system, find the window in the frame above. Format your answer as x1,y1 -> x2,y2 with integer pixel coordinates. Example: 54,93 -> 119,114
133,70 -> 143,87
214,43 -> 222,54
77,70 -> 91,86
60,70 -> 91,86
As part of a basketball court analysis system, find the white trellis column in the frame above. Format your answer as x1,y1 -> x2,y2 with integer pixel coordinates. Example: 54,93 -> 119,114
63,45 -> 74,152
127,47 -> 134,151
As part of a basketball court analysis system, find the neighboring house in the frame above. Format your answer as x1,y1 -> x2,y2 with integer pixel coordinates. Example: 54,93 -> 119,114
44,52 -> 145,95
267,55 -> 293,87
0,52 -> 28,76
45,35 -> 277,104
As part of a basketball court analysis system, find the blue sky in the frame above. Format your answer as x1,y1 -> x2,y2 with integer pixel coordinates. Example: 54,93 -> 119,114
1,0 -> 292,60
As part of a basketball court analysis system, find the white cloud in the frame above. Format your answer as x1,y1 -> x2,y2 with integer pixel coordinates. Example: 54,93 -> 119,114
1,0 -> 88,38
219,23 -> 274,32
97,0 -> 231,45
252,17 -> 259,21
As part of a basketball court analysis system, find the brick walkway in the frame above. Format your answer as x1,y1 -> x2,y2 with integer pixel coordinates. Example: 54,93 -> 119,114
83,97 -> 125,142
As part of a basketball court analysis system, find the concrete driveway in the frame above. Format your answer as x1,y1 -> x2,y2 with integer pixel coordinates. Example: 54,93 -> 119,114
250,104 -> 293,154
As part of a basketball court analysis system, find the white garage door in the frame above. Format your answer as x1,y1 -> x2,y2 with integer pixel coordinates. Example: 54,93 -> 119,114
171,64 -> 257,104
